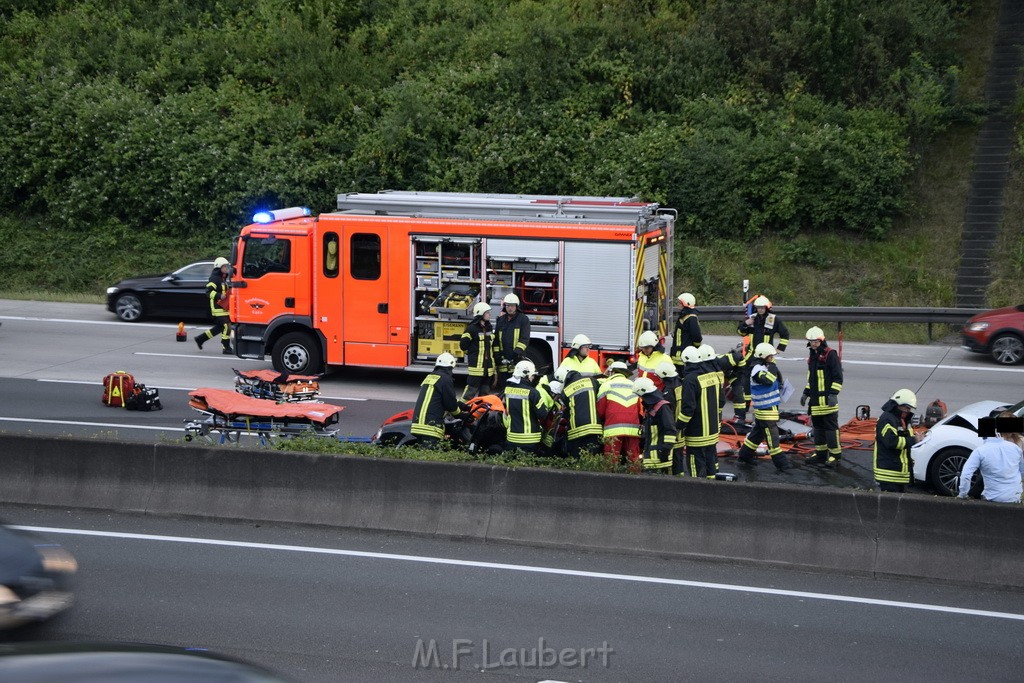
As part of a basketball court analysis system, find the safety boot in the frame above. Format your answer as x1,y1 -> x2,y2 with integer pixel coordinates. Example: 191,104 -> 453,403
194,333 -> 206,350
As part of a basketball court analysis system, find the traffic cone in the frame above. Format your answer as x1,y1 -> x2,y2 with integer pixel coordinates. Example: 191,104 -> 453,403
176,322 -> 187,342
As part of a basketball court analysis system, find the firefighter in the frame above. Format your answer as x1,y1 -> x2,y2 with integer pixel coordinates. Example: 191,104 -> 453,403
460,302 -> 497,400
596,361 -> 642,471
874,389 -> 918,492
735,343 -> 791,471
540,377 -> 567,456
655,361 -> 684,474
801,326 -> 844,466
680,346 -> 722,478
411,352 -> 462,448
557,334 -> 602,377
194,257 -> 232,354
633,376 -> 677,474
501,360 -> 549,454
557,365 -> 603,457
636,330 -> 672,391
670,292 -> 702,371
734,295 -> 790,422
495,293 -> 531,389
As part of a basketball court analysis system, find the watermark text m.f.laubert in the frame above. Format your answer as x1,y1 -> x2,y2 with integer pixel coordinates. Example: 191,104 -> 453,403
412,637 -> 614,671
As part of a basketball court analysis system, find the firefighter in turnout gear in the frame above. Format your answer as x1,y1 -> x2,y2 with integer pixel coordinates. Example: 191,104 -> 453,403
596,361 -> 642,471
495,293 -> 531,389
670,292 -> 702,371
411,352 -> 462,447
734,295 -> 790,422
557,365 -> 603,457
655,361 -> 684,474
636,330 -> 671,391
801,326 -> 844,466
681,346 -> 723,478
557,334 -> 602,377
634,377 -> 677,473
874,389 -> 918,492
195,257 -> 232,354
736,343 -> 792,471
460,302 -> 497,400
501,360 -> 550,454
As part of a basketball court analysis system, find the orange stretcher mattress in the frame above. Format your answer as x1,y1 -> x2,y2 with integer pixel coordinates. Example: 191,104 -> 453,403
235,369 -> 320,383
188,388 -> 343,426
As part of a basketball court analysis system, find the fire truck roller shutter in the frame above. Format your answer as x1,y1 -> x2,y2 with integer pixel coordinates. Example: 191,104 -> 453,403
562,242 -> 632,349
485,239 -> 559,260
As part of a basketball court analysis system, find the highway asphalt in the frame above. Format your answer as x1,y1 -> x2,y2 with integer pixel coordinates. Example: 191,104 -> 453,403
3,505 -> 1022,682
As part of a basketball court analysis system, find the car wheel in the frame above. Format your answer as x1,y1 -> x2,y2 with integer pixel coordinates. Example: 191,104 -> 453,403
114,293 -> 144,322
926,446 -> 972,496
272,332 -> 323,375
990,333 -> 1024,365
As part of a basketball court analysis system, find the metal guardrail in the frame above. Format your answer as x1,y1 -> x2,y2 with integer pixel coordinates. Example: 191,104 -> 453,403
697,306 -> 985,340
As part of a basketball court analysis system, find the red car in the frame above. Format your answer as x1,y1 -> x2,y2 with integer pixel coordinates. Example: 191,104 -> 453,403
962,304 -> 1024,365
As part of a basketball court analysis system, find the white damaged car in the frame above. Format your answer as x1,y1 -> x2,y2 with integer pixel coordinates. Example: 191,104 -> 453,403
912,399 -> 1023,496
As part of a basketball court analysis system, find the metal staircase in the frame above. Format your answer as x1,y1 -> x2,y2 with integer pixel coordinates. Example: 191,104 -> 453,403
956,0 -> 1024,308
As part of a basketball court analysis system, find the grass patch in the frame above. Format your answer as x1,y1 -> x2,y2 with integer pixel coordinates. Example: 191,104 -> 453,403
0,290 -> 104,304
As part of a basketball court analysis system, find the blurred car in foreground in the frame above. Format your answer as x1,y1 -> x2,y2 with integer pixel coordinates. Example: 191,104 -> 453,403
0,525 -> 76,630
0,642 -> 287,682
106,260 -> 215,322
912,398 -> 1022,496
962,304 -> 1024,365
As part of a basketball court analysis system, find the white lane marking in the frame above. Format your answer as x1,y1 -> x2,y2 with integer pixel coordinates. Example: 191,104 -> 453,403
32,378 -> 368,401
134,352 -> 263,363
776,357 -> 1024,374
0,315 -> 177,329
17,525 -> 1024,623
0,417 -> 177,431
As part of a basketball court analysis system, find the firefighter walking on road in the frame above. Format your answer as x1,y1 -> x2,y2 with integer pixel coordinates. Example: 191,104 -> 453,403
802,326 -> 844,466
411,352 -> 462,448
874,389 -> 918,492
195,257 -> 232,354
596,361 -> 642,471
670,293 -> 702,372
735,343 -> 792,471
734,295 -> 790,422
634,376 -> 677,474
495,293 -> 531,389
460,302 -> 497,400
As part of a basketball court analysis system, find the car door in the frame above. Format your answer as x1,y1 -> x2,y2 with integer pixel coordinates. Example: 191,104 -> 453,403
166,262 -> 214,317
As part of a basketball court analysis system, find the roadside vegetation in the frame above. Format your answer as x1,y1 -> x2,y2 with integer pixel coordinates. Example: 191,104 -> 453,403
0,0 -> 1017,315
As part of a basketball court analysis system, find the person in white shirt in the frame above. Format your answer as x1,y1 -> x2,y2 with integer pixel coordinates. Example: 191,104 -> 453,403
958,418 -> 1024,503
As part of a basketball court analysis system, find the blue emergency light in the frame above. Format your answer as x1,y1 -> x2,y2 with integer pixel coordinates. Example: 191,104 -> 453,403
252,206 -> 311,223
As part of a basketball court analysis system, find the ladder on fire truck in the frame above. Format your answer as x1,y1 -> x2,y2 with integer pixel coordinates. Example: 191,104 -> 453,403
336,191 -> 675,228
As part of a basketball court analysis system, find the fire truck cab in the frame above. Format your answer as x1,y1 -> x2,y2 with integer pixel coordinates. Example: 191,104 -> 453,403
230,191 -> 674,375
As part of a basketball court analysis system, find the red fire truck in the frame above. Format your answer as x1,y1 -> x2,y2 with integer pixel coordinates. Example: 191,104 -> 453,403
229,191 -> 674,375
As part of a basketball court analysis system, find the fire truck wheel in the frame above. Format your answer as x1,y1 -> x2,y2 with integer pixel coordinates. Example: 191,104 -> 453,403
272,332 -> 323,375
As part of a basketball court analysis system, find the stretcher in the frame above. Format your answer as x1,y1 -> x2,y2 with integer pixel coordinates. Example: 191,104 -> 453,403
233,369 -> 320,402
184,388 -> 344,446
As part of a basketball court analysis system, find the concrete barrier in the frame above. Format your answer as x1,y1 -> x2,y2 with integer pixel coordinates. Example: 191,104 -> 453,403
0,434 -> 1020,588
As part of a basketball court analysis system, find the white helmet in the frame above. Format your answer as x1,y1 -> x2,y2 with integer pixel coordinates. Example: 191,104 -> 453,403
655,361 -> 677,379
512,360 -> 536,379
213,257 -> 230,269
677,292 -> 696,308
806,326 -> 825,341
632,377 -> 658,396
890,389 -> 918,410
753,343 -> 777,359
697,344 -> 716,362
571,333 -> 592,349
753,295 -> 771,308
638,330 -> 659,348
548,380 -> 564,395
553,366 -> 569,384
472,302 -> 491,317
435,352 -> 457,368
503,293 -> 520,306
682,346 -> 702,365
607,360 -> 629,375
